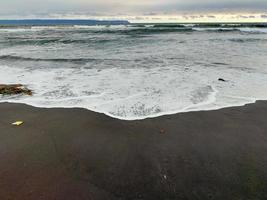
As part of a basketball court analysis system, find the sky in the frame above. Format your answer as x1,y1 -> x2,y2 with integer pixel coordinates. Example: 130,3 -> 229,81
0,0 -> 267,22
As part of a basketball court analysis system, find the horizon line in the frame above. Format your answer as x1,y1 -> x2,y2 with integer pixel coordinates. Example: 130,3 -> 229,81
0,19 -> 266,24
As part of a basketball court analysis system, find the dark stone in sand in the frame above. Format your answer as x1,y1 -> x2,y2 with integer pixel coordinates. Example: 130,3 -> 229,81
218,78 -> 227,82
0,84 -> 32,96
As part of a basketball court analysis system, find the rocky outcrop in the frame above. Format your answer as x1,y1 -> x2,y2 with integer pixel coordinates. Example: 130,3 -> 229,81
0,84 -> 32,96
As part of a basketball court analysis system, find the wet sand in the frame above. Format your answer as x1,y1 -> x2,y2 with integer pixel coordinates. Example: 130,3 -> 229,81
0,102 -> 267,200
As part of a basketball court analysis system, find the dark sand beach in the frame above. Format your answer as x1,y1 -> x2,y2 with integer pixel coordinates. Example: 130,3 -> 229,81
0,102 -> 267,200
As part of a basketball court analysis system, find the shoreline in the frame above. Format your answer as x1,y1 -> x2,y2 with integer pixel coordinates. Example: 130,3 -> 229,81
0,101 -> 267,199
0,97 -> 259,121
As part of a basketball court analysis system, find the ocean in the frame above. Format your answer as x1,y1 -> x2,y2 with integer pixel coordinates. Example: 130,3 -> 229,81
0,22 -> 267,120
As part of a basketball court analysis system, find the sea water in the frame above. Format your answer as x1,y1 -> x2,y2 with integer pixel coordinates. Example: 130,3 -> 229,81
0,23 -> 267,120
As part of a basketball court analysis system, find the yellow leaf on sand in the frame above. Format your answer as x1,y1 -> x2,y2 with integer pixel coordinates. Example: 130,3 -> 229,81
12,121 -> 23,126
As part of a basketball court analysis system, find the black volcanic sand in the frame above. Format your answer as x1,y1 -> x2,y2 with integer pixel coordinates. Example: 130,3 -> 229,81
0,102 -> 267,200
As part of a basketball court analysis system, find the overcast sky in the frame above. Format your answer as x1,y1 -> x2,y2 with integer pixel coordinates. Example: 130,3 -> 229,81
0,0 -> 267,21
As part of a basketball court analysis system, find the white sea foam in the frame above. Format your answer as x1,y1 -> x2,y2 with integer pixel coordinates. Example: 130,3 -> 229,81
0,28 -> 34,32
0,63 -> 267,120
0,25 -> 131,32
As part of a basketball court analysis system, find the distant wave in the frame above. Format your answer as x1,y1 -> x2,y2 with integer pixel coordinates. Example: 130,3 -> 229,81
192,27 -> 267,33
228,38 -> 267,43
118,23 -> 267,29
1,23 -> 267,35
1,38 -> 116,46
76,27 -> 267,35
0,55 -> 133,63
152,24 -> 188,28
190,23 -> 267,28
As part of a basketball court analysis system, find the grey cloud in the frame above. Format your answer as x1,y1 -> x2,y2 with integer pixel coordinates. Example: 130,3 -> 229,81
0,0 -> 267,18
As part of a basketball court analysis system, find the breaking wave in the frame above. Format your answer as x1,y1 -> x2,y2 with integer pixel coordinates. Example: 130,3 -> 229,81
0,23 -> 267,35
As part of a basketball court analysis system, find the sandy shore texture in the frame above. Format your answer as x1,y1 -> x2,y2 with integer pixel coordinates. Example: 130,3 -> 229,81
0,102 -> 267,200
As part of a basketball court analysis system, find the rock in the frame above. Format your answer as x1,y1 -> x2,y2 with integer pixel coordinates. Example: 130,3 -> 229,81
0,84 -> 32,96
218,78 -> 226,82
160,129 -> 166,134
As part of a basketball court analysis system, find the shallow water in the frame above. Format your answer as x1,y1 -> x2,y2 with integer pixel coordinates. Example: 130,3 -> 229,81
0,24 -> 267,120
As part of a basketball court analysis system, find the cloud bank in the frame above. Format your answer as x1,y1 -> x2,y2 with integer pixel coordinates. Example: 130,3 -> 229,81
0,0 -> 267,22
